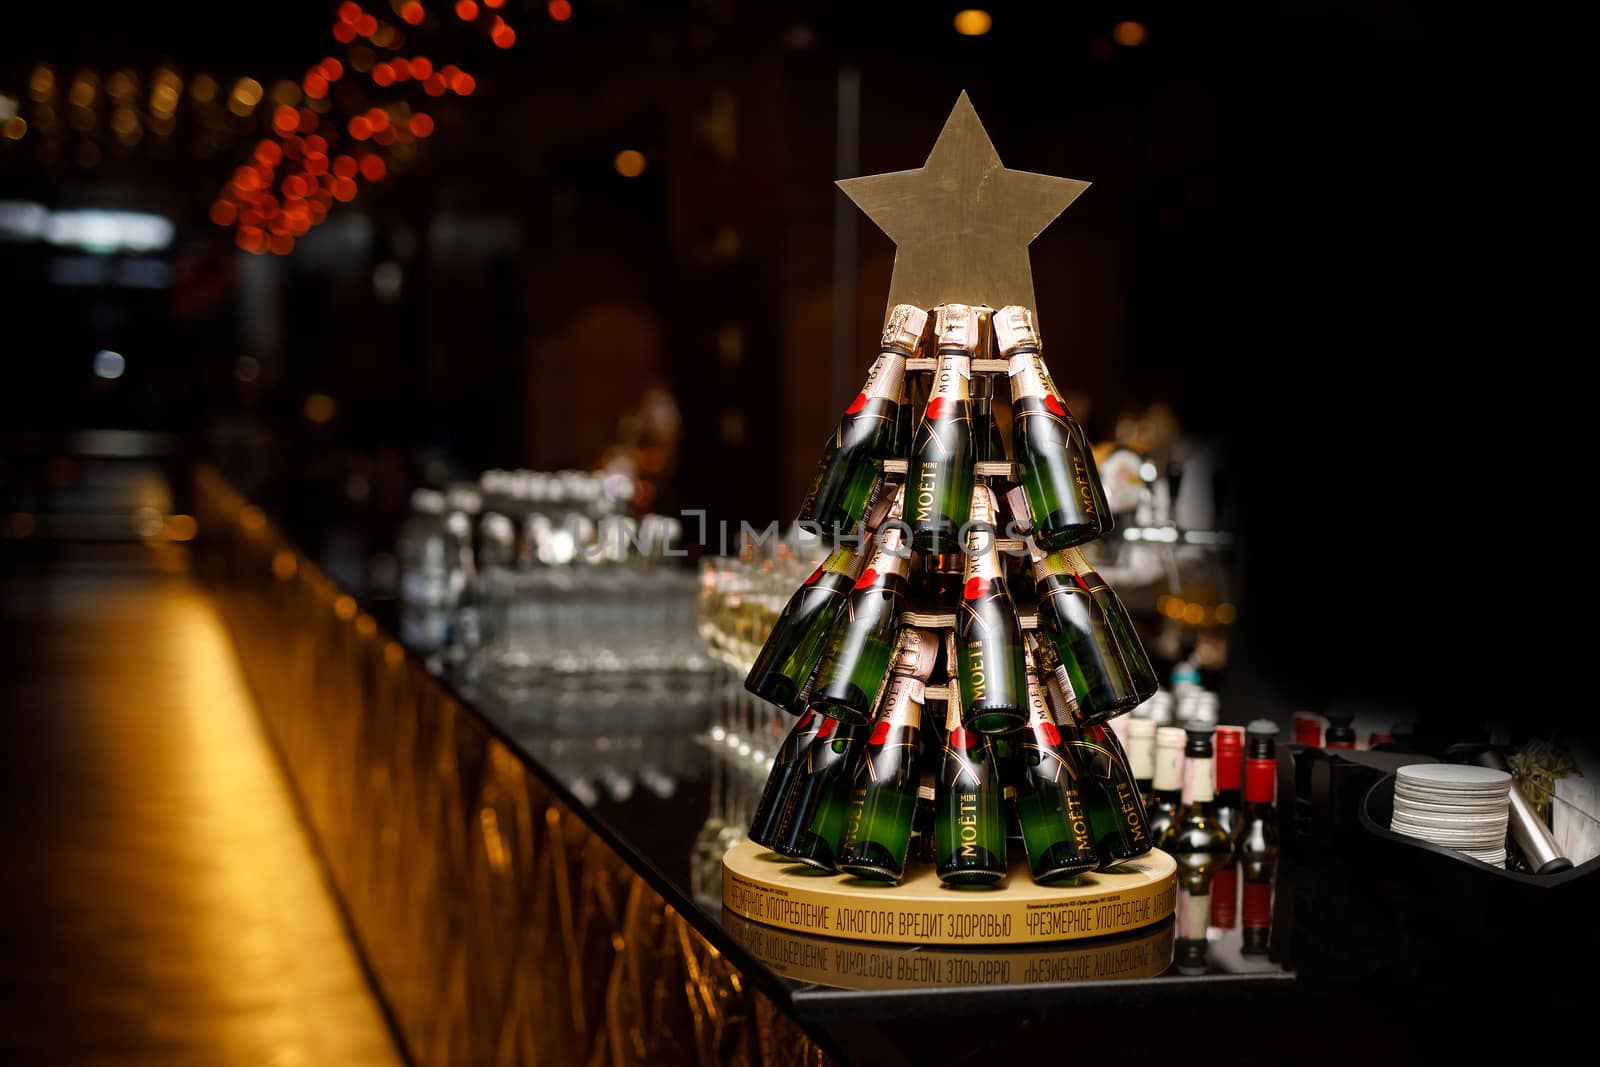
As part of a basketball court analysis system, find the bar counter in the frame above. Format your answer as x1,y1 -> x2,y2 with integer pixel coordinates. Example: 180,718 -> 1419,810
193,469 -> 1597,1065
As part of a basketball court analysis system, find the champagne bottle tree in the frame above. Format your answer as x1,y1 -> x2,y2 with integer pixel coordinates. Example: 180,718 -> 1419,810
739,93 -> 1165,887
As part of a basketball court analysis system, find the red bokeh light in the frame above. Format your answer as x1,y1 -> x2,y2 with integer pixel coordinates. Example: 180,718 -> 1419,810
254,140 -> 282,166
455,0 -> 478,19
548,0 -> 572,21
373,126 -> 396,146
348,116 -> 372,140
282,175 -> 308,198
491,19 -> 515,48
269,233 -> 294,255
356,13 -> 377,35
332,155 -> 359,179
333,22 -> 357,43
410,56 -> 433,79
409,112 -> 434,137
304,72 -> 328,98
210,201 -> 237,226
332,177 -> 358,202
272,105 -> 299,134
484,0 -> 504,8
338,3 -> 362,25
297,109 -> 318,134
320,58 -> 345,81
400,2 -> 425,26
391,58 -> 411,80
450,70 -> 475,95
372,63 -> 395,87
365,107 -> 390,130
359,154 -> 387,181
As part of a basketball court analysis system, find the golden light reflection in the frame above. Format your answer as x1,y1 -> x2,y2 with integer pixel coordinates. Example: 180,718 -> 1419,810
355,613 -> 379,638
480,809 -> 510,872
29,64 -> 56,100
273,550 -> 299,581
239,505 -> 267,532
1214,602 -> 1237,625
1182,602 -> 1206,625
333,594 -> 358,621
191,73 -> 219,103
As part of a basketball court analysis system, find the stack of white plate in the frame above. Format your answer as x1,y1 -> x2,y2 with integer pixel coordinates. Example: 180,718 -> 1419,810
1391,764 -> 1511,868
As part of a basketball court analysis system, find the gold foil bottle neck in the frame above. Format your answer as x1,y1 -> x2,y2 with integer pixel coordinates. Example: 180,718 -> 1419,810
992,305 -> 1040,355
934,303 -> 979,353
944,631 -> 963,730
889,626 -> 940,680
967,483 -> 998,529
881,304 -> 929,354
882,675 -> 926,729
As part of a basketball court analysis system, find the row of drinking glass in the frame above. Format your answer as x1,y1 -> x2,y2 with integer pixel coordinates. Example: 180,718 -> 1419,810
397,474 -> 716,696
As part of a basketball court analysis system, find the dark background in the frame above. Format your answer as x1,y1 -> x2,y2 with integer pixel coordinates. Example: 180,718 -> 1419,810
0,2 -> 1564,739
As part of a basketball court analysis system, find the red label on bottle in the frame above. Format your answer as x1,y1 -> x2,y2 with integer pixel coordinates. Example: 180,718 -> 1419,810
1209,865 -> 1238,929
926,397 -> 947,421
1292,713 -> 1322,746
1215,727 -> 1244,790
1325,740 -> 1354,750
844,392 -> 867,415
950,726 -> 974,751
804,564 -> 825,585
963,576 -> 987,600
1044,394 -> 1069,418
817,717 -> 837,740
1243,880 -> 1272,928
1039,721 -> 1061,746
869,720 -> 891,746
853,567 -> 879,590
1245,757 -> 1276,803
798,710 -> 814,730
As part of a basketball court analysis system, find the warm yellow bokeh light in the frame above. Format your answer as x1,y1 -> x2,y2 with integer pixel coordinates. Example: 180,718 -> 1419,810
613,149 -> 646,177
1215,602 -> 1237,625
303,393 -> 337,423
165,514 -> 199,541
953,9 -> 992,36
1182,602 -> 1206,625
1113,21 -> 1147,46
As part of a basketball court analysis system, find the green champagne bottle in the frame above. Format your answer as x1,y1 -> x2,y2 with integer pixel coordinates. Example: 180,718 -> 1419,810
773,715 -> 866,870
748,708 -> 824,849
835,672 -> 928,882
1030,541 -> 1155,721
995,305 -> 1112,550
936,649 -> 1008,885
1157,724 -> 1232,856
1013,666 -> 1100,882
908,303 -> 977,554
812,488 -> 915,723
956,487 -> 1028,734
1032,635 -> 1154,864
744,540 -> 867,713
798,305 -> 926,540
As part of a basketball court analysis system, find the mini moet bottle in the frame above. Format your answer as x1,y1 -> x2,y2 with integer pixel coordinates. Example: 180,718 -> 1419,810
908,304 -> 977,554
1157,723 -> 1231,856
811,487 -> 913,723
994,305 -> 1112,550
744,540 -> 867,713
956,486 -> 1028,733
1128,716 -> 1157,803
748,709 -> 827,848
836,673 -> 930,882
1029,541 -> 1157,721
935,643 -> 1008,885
773,717 -> 866,869
1032,636 -> 1153,865
799,305 -> 926,540
1013,665 -> 1100,882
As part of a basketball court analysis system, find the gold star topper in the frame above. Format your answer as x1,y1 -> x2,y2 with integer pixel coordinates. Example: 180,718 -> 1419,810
837,91 -> 1089,312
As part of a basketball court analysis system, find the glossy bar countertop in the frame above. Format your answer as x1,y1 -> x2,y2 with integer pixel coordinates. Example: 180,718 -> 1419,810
452,669 -> 1299,1024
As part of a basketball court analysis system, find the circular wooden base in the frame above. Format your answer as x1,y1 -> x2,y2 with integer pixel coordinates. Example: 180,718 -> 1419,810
721,909 -> 1174,990
722,840 -> 1177,946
